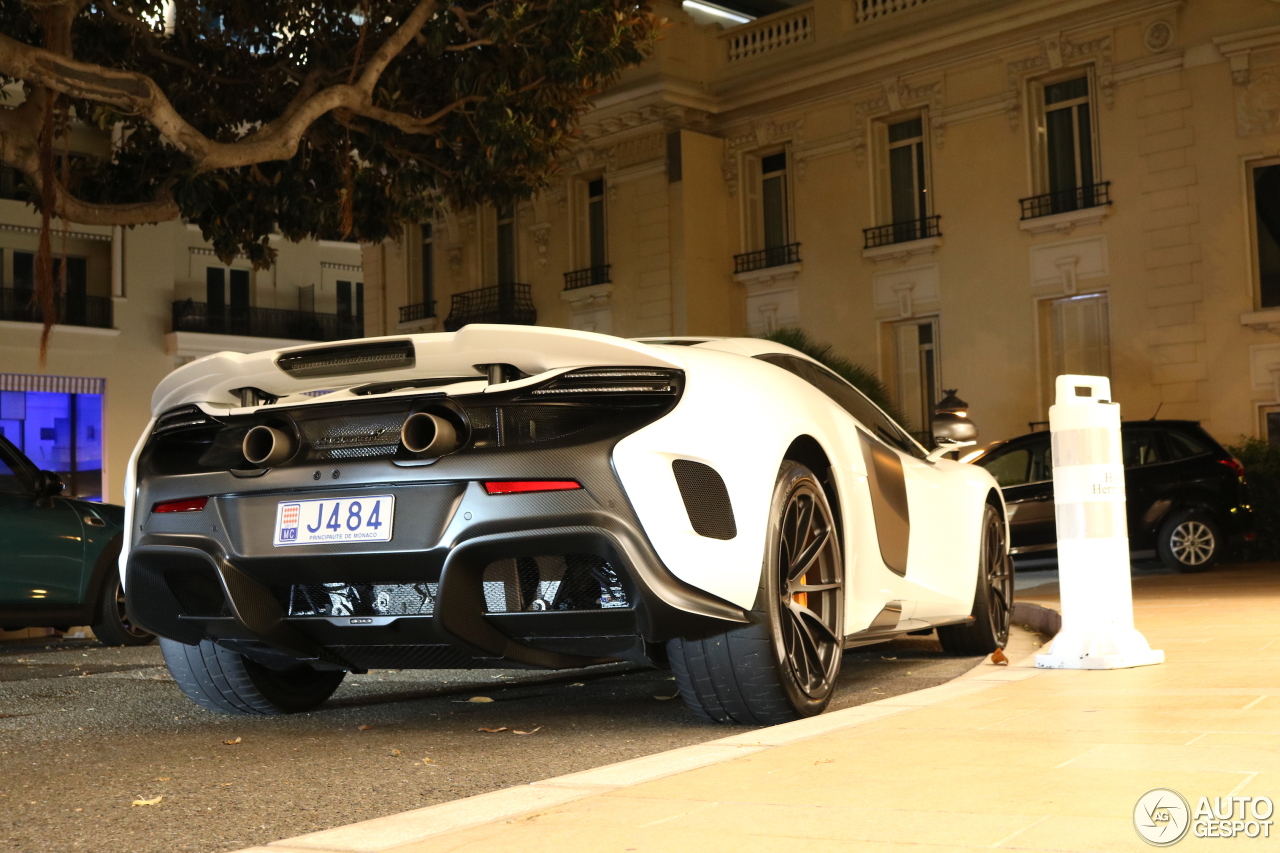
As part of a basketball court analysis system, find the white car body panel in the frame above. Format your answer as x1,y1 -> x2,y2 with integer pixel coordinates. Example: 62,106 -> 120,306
126,325 -> 1005,642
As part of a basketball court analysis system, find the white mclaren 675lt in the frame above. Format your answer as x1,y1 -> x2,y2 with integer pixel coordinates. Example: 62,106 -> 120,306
122,325 -> 1013,723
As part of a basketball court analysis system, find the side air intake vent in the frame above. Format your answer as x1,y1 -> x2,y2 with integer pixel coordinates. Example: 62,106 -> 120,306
672,460 -> 737,540
276,340 -> 415,378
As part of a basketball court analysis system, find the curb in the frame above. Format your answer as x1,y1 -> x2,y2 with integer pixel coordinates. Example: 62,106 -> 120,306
240,618 -> 1059,853
1012,600 -> 1062,636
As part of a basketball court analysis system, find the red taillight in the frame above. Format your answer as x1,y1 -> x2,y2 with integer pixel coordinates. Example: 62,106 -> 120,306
483,480 -> 582,495
152,497 -> 209,513
1219,457 -> 1246,479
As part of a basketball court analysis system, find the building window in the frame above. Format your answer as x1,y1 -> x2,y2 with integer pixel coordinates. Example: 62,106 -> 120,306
588,178 -> 607,269
0,166 -> 27,201
496,205 -> 516,285
0,387 -> 104,501
1025,74 -> 1105,217
760,152 -> 790,251
1252,162 -> 1280,308
336,280 -> 364,334
1264,406 -> 1280,448
13,251 -> 34,296
1047,292 -> 1111,381
736,150 -> 800,272
892,318 -> 939,434
206,267 -> 250,316
889,118 -> 927,224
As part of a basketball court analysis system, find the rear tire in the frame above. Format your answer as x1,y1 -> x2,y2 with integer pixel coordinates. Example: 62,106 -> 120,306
91,571 -> 155,647
668,461 -> 844,725
938,503 -> 1012,657
160,638 -> 346,715
1157,510 -> 1221,573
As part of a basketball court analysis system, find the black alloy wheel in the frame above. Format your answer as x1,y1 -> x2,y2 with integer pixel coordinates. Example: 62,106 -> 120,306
938,503 -> 1012,656
774,474 -> 844,701
91,573 -> 156,647
667,461 -> 844,725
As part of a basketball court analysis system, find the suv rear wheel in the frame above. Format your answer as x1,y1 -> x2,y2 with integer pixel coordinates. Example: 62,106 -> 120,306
1157,510 -> 1221,573
160,638 -> 346,714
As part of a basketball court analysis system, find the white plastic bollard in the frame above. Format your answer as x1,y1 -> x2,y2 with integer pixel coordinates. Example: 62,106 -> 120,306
1035,375 -> 1163,670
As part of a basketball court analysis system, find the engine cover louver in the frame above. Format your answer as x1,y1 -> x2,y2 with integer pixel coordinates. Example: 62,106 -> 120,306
672,460 -> 737,540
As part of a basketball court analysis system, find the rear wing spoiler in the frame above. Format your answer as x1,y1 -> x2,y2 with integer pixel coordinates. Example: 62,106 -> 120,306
150,325 -> 683,415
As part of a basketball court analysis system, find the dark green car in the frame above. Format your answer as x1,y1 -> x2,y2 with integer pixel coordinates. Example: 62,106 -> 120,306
0,435 -> 152,645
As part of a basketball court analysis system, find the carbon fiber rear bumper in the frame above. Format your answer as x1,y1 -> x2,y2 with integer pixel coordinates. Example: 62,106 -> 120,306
126,443 -> 748,672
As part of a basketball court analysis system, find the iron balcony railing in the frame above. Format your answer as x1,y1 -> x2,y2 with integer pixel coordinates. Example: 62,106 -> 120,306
399,300 -> 437,323
443,283 -> 536,332
733,242 -> 801,274
171,300 -> 363,342
863,215 -> 942,249
1020,180 -> 1112,220
563,265 -> 612,290
0,287 -> 113,329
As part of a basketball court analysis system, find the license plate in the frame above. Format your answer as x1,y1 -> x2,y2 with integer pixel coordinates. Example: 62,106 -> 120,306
273,496 -> 395,546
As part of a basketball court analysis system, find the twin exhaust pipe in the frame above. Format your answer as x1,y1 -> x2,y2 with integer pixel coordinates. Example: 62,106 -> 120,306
241,411 -> 462,468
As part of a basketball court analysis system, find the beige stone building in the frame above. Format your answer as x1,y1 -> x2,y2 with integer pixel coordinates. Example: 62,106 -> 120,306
367,0 -> 1280,450
0,157 -> 365,505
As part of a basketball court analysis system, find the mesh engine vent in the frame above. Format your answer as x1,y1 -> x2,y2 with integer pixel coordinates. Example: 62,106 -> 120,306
672,460 -> 737,540
297,412 -> 406,460
277,583 -> 438,617
480,555 -> 628,613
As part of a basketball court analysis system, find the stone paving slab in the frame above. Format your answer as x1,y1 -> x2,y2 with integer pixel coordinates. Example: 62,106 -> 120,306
241,564 -> 1280,853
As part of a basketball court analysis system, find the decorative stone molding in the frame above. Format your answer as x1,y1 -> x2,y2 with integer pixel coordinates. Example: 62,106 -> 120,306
1214,25 -> 1280,87
529,223 -> 552,270
1029,235 -> 1108,297
1144,20 -> 1174,54
723,118 -> 803,196
577,105 -> 677,142
733,262 -> 801,288
1005,30 -> 1116,124
739,274 -> 800,336
1018,203 -> 1111,236
1242,308 -> 1280,336
1233,66 -> 1280,137
872,264 -> 939,321
861,236 -> 942,265
850,78 -> 943,165
561,283 -> 614,334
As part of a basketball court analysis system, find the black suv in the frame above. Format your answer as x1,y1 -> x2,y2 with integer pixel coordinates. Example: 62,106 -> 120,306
970,421 -> 1253,572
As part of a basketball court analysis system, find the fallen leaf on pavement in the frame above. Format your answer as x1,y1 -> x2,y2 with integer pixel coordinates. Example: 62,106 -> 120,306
390,749 -> 401,757
222,737 -> 242,745
477,726 -> 509,733
653,694 -> 678,701
991,648 -> 1009,665
569,682 -> 584,687
514,727 -> 543,735
421,757 -> 433,764
132,796 -> 163,807
881,656 -> 897,660
152,777 -> 169,782
814,759 -> 834,765
357,724 -> 373,730
467,696 -> 493,703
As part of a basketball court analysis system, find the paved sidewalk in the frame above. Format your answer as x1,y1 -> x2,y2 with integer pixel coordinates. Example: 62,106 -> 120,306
241,563 -> 1280,853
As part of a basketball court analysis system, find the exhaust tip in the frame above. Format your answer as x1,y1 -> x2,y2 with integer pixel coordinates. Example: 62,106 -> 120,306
401,412 -> 459,457
243,425 -> 296,467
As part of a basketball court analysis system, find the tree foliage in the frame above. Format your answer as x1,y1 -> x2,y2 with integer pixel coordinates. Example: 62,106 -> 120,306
1225,437 -> 1279,561
0,0 -> 659,263
761,327 -> 907,426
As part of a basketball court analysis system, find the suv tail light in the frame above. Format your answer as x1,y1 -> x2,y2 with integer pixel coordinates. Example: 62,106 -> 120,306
1219,457 -> 1246,479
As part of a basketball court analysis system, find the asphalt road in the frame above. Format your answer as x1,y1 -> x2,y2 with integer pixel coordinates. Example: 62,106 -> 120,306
0,631 -> 1020,853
